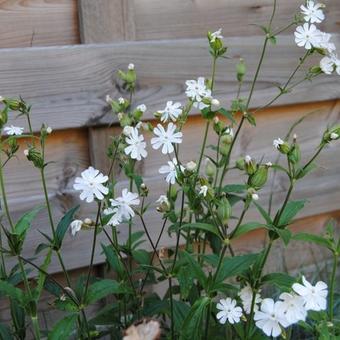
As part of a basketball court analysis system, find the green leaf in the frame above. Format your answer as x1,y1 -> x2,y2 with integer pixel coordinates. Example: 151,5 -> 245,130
218,108 -> 236,124
232,222 -> 265,239
180,223 -> 222,239
261,273 -> 296,291
48,314 -> 78,340
181,251 -> 207,288
0,281 -> 25,305
132,249 -> 150,265
292,232 -> 333,250
14,206 -> 43,236
277,200 -> 306,227
0,323 -> 13,339
275,228 -> 292,246
35,247 -> 53,299
101,244 -> 125,277
253,202 -> 273,225
86,279 -> 123,305
222,184 -> 247,193
172,300 -> 190,330
295,163 -> 317,179
181,297 -> 210,339
245,113 -> 256,126
55,206 -> 79,249
215,253 -> 259,283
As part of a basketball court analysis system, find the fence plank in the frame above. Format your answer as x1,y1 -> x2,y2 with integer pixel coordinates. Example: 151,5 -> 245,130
0,35 -> 339,132
0,0 -> 79,48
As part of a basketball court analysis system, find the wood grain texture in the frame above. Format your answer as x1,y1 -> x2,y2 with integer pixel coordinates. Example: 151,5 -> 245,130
0,0 -> 79,48
1,35 -> 339,132
3,100 -> 339,274
77,0 -> 340,42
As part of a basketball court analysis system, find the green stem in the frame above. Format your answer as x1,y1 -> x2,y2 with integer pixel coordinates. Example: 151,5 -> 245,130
83,202 -> 102,302
329,253 -> 338,321
168,277 -> 175,339
0,148 -> 14,230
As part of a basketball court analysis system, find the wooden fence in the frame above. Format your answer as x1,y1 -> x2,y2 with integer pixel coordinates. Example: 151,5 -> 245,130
0,0 -> 340,323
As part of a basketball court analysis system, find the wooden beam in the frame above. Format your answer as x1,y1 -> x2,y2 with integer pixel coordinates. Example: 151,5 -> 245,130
0,35 -> 339,132
0,0 -> 79,48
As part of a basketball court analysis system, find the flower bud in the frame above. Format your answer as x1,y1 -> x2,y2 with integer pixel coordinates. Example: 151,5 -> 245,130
46,126 -> 52,134
217,196 -> 232,225
273,138 -> 290,154
323,125 -> 340,143
235,158 -> 246,170
211,98 -> 221,111
169,186 -> 178,201
221,134 -> 233,145
244,155 -> 257,175
236,58 -> 247,82
219,143 -> 231,156
247,188 -> 259,201
0,108 -> 8,129
204,158 -> 216,178
25,147 -> 44,169
185,161 -> 197,172
156,195 -> 170,213
140,182 -> 149,197
119,114 -> 132,127
128,63 -> 135,70
248,165 -> 268,189
213,116 -> 223,134
3,98 -> 21,111
288,143 -> 301,164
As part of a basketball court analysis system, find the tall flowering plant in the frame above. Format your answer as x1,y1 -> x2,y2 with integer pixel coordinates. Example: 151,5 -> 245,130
0,1 -> 339,339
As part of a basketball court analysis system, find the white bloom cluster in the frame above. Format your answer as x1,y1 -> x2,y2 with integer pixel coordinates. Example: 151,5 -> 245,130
185,77 -> 212,110
217,276 -> 328,338
124,126 -> 148,161
104,189 -> 140,226
294,1 -> 339,75
158,101 -> 182,123
151,123 -> 183,154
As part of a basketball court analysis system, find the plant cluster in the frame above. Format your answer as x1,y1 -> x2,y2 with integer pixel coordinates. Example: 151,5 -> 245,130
0,1 -> 339,339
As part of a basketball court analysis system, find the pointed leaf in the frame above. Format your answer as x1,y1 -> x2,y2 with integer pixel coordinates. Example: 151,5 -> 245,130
85,279 -> 123,305
253,201 -> 273,225
278,200 -> 306,227
180,223 -> 221,239
232,222 -> 265,239
55,206 -> 79,248
48,314 -> 78,340
292,232 -> 333,250
14,206 -> 43,236
181,251 -> 207,288
262,273 -> 296,291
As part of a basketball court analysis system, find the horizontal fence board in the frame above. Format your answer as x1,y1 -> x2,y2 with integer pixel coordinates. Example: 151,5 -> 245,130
2,100 -> 340,273
0,0 -> 79,48
0,35 -> 339,132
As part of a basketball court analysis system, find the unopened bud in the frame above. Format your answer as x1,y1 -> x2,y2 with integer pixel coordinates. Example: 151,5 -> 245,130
244,155 -> 257,175
211,98 -> 221,111
248,165 -> 268,189
156,195 -> 170,213
205,158 -> 216,178
221,134 -> 233,145
235,158 -> 246,170
140,182 -> 149,196
217,196 -> 232,225
236,58 -> 247,82
330,132 -> 339,140
46,126 -> 52,134
273,138 -> 290,154
128,63 -> 135,70
185,161 -> 197,172
288,143 -> 301,164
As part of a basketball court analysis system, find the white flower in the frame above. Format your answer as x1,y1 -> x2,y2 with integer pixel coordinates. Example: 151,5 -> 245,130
159,101 -> 182,123
216,298 -> 242,324
320,56 -> 334,74
211,98 -> 221,111
225,127 -> 234,137
255,299 -> 289,337
156,195 -> 169,205
292,276 -> 328,311
300,1 -> 325,23
151,123 -> 183,154
103,207 -> 121,226
330,132 -> 339,140
239,285 -> 262,314
3,125 -> 24,136
252,193 -> 259,201
265,162 -> 273,167
244,155 -> 252,164
124,127 -> 148,161
156,194 -> 170,212
73,167 -> 109,203
314,31 -> 336,54
24,149 -> 29,156
159,158 -> 183,185
136,104 -> 147,113
210,28 -> 223,42
128,63 -> 135,70
278,292 -> 307,325
185,77 -> 212,110
46,126 -> 52,134
273,138 -> 284,149
199,185 -> 208,197
294,23 -> 320,49
185,161 -> 197,172
118,97 -> 125,104
70,220 -> 83,237
109,189 -> 140,222
123,125 -> 134,136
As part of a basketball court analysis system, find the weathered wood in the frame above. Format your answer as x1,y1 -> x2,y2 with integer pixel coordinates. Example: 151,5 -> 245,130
1,35 -> 339,132
78,0 -> 126,43
77,0 -> 340,42
0,0 -> 79,48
